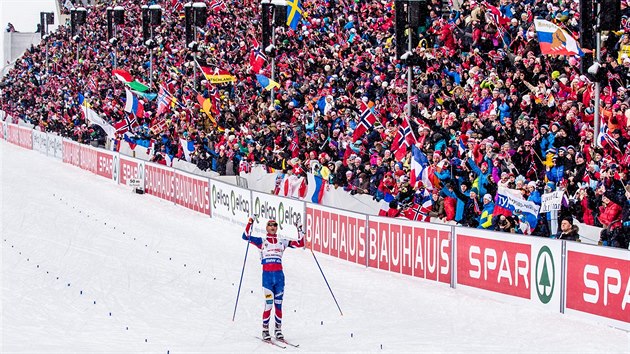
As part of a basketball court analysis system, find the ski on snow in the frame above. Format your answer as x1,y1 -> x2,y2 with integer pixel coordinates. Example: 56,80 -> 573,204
256,336 -> 300,349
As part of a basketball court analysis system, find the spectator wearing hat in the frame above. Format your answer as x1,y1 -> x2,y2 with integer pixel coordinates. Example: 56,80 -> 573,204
552,218 -> 581,241
442,181 -> 472,223
598,192 -> 624,247
467,154 -> 493,197
478,193 -> 495,229
537,124 -> 555,157
546,155 -> 565,183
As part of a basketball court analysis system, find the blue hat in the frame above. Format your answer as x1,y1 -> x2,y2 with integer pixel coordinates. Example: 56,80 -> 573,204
541,124 -> 550,131
545,182 -> 556,191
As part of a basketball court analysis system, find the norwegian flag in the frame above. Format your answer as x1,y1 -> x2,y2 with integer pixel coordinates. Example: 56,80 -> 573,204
156,87 -> 173,115
171,0 -> 184,12
392,117 -> 416,160
87,77 -> 98,93
209,0 -> 226,12
403,202 -> 431,222
352,102 -> 378,142
114,115 -> 139,135
288,138 -> 300,158
250,49 -> 268,74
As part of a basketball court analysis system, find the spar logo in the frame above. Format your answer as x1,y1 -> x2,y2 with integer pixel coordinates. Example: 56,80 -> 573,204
253,197 -> 301,230
535,246 -> 555,304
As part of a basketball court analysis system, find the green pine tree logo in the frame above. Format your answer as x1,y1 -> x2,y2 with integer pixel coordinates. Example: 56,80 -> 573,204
536,246 -> 555,304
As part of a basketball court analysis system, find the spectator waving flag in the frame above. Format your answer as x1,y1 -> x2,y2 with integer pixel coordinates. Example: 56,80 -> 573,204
482,1 -> 511,26
409,144 -> 433,190
112,69 -> 133,83
352,101 -> 378,142
197,94 -> 217,126
597,124 -> 621,152
534,19 -> 584,56
392,117 -> 416,160
124,89 -> 144,117
250,47 -> 268,74
286,0 -> 304,30
305,173 -> 328,204
494,187 -> 540,234
114,115 -> 139,134
209,0 -> 226,12
156,87 -> 173,115
195,59 -> 236,83
255,74 -> 280,91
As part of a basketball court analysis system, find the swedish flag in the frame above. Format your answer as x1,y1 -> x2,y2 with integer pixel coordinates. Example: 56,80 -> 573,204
286,0 -> 303,30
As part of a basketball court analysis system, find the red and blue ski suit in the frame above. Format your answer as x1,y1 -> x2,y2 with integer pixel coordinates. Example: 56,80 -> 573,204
243,222 -> 304,329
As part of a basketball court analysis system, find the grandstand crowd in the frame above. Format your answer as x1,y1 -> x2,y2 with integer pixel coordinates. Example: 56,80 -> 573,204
1,0 -> 629,248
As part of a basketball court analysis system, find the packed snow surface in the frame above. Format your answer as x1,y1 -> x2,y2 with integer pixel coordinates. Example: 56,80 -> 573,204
2,141 -> 628,353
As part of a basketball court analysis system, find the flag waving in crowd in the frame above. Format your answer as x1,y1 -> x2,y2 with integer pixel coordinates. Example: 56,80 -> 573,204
534,19 -> 584,56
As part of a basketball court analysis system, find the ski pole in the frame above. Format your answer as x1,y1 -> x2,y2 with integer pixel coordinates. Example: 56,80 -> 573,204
309,247 -> 343,316
232,216 -> 255,321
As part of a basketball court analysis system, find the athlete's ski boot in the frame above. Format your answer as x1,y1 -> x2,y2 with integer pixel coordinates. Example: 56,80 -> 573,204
262,328 -> 271,341
274,328 -> 284,340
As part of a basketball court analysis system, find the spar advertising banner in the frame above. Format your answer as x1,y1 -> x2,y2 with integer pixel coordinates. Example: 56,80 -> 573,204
174,170 -> 210,215
32,130 -> 48,154
48,134 -> 63,160
251,191 -> 304,240
7,124 -> 19,145
119,155 -> 144,187
455,228 -> 562,310
79,145 -> 98,174
209,179 -> 251,226
96,150 -> 119,183
144,162 -> 175,203
564,243 -> 630,330
306,204 -> 367,265
17,126 -> 33,150
368,216 -> 451,283
62,139 -> 81,167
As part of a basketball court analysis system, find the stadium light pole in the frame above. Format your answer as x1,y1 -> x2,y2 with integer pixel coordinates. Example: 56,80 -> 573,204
146,4 -> 162,90
269,0 -> 287,104
71,7 -> 87,64
193,2 -> 207,88
107,6 -> 125,69
593,0 -> 601,144
40,12 -> 54,76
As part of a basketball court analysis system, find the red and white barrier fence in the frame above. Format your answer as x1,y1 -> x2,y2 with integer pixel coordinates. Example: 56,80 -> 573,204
1,116 -> 628,331
564,242 -> 629,330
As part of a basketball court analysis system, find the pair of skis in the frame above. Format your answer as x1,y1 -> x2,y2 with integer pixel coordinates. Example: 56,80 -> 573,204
257,336 -> 299,349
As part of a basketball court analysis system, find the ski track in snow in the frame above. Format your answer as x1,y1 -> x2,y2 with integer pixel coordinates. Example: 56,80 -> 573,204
2,140 -> 629,353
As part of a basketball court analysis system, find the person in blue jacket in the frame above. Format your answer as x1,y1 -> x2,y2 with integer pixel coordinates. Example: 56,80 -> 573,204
478,194 -> 495,229
546,156 -> 565,183
467,156 -> 492,197
441,181 -> 470,223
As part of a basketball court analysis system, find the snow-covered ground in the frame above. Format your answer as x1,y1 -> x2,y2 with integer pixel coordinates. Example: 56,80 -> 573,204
1,140 -> 628,353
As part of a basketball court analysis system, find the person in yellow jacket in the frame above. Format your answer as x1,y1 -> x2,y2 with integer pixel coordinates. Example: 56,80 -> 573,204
478,194 -> 495,229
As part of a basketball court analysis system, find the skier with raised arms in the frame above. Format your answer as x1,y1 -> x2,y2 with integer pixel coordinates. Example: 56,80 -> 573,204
243,217 -> 305,341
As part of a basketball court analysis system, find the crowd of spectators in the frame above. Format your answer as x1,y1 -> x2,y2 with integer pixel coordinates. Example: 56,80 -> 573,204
1,0 -> 629,248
